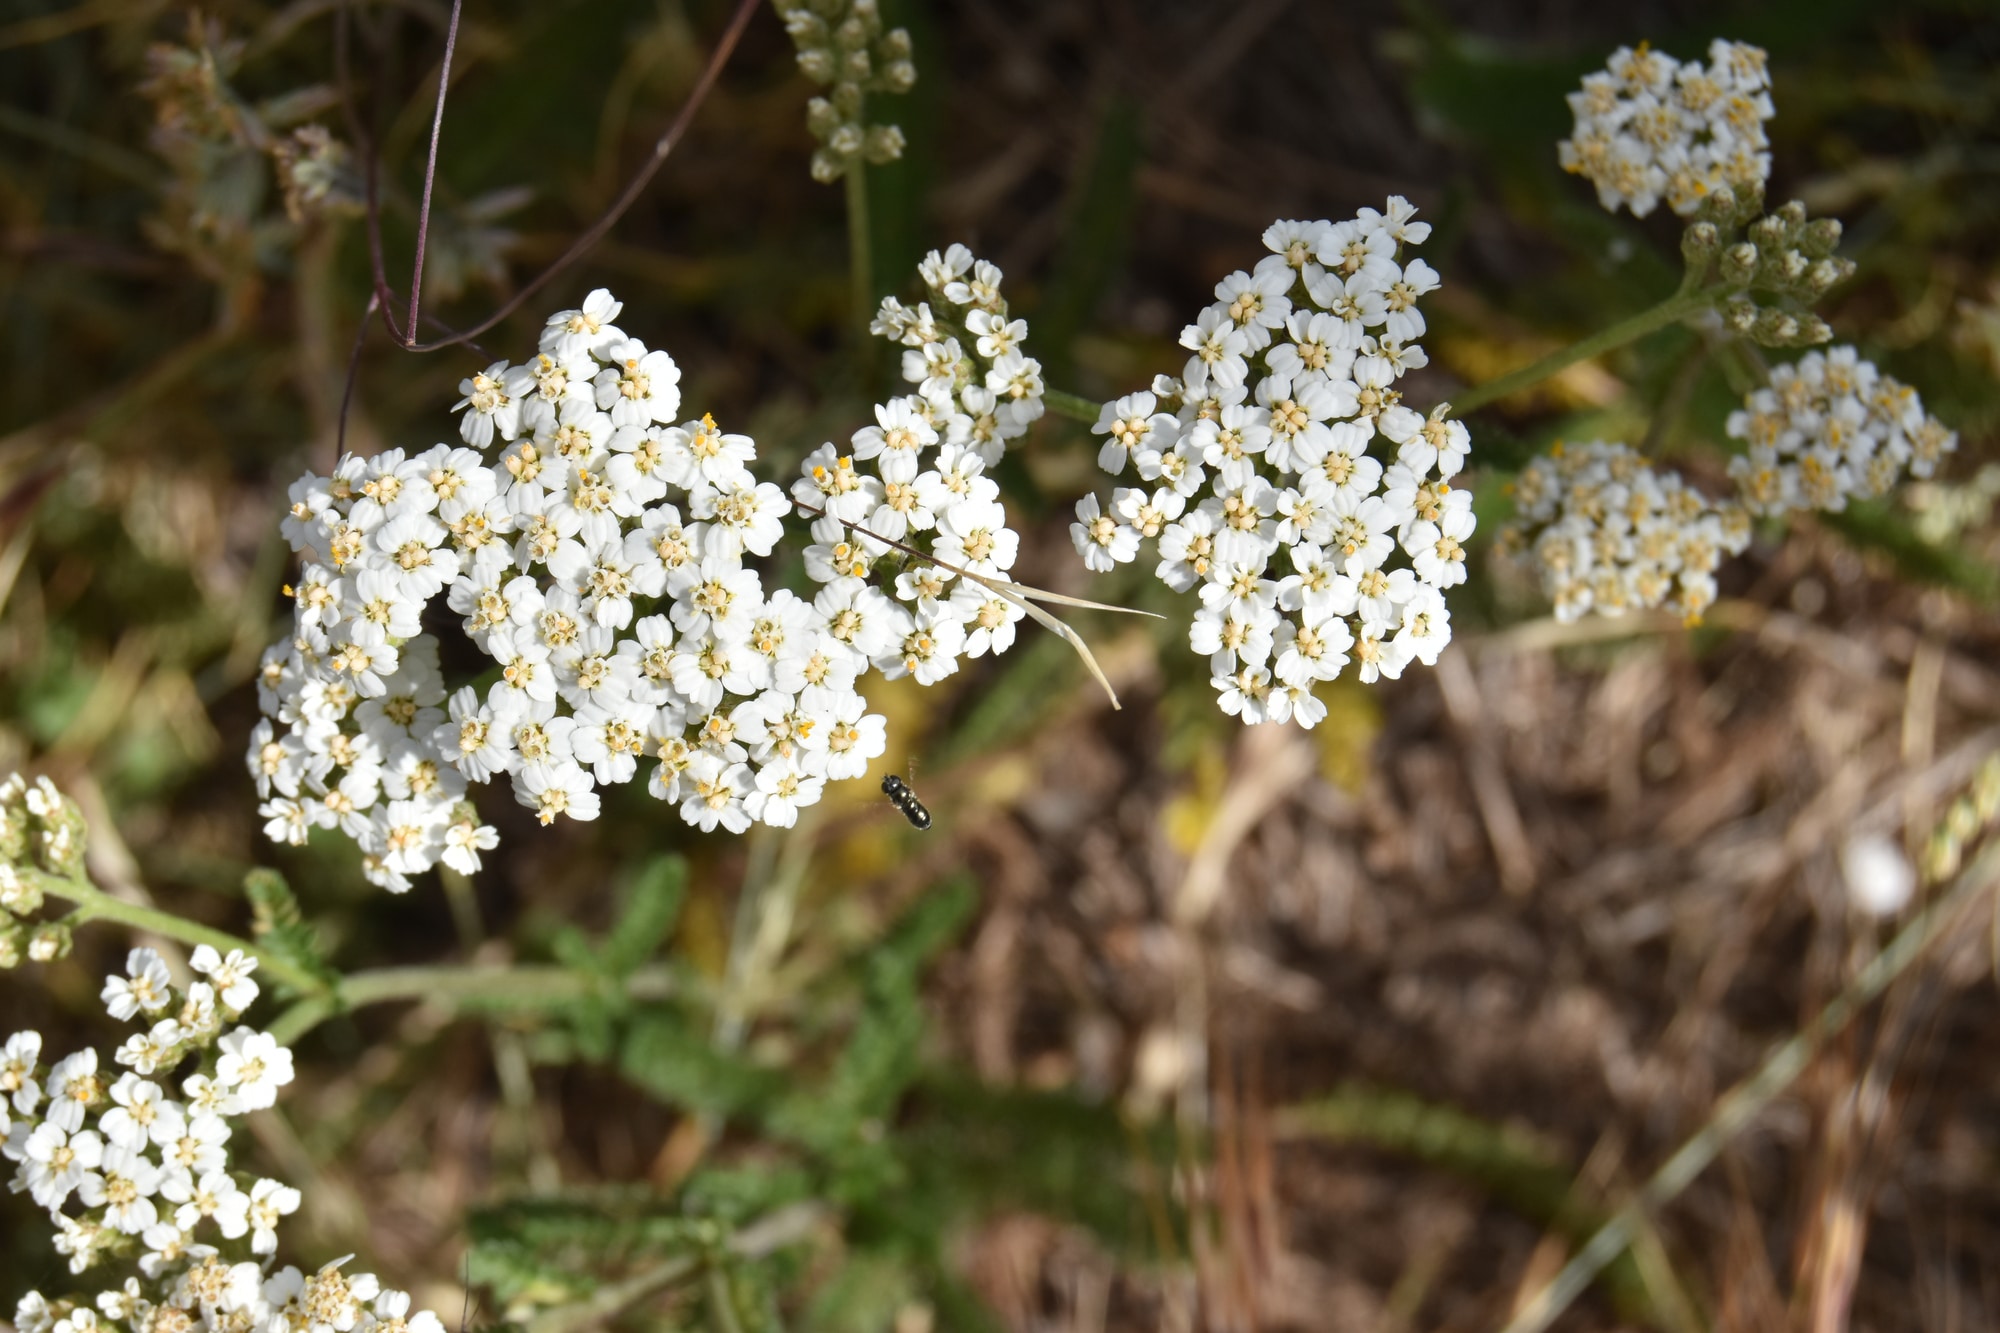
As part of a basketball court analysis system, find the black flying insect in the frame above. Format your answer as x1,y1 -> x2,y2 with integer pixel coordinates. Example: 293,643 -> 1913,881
881,774 -> 931,830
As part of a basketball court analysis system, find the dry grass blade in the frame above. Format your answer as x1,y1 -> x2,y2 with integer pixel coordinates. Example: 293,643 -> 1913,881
972,576 -> 1166,620
1501,839 -> 2000,1333
981,576 -> 1127,711
790,498 -> 1155,709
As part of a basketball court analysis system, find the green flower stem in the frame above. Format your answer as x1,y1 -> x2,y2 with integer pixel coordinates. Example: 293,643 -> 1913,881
1450,288 -> 1717,417
845,160 -> 874,355
337,960 -> 679,1009
34,868 -> 326,997
705,1263 -> 748,1333
1043,387 -> 1100,423
261,996 -> 334,1048
36,864 -> 687,1045
262,961 -> 684,1047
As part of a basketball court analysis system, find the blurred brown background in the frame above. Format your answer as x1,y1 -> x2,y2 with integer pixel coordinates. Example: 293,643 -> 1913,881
3,0 -> 2000,1328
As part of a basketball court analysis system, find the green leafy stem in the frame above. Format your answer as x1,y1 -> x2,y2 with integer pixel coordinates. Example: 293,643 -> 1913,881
32,865 -> 682,1047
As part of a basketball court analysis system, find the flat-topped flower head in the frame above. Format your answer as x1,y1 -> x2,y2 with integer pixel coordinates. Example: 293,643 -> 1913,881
4,898 -> 451,1333
1725,345 -> 1957,516
1072,200 -> 1473,726
1560,38 -> 1773,217
1502,440 -> 1752,624
794,247 -> 1042,698
252,289 -> 924,868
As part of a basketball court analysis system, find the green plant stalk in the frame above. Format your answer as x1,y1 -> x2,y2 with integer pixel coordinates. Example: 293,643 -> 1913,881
35,868 -> 327,997
263,961 -> 684,1046
520,1205 -> 822,1333
705,1263 -> 747,1333
526,1252 -> 701,1333
34,860 -> 688,1042
340,960 -> 679,1009
1450,288 -> 1716,416
1501,837 -> 2000,1333
1043,387 -> 1101,423
713,819 -> 815,1054
846,159 -> 874,357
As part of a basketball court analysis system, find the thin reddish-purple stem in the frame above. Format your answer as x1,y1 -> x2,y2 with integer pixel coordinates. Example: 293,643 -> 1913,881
402,0 -> 463,348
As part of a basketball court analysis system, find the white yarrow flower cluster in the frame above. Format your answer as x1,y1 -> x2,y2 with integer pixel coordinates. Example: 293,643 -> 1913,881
8,974 -> 440,1333
1725,345 -> 1958,515
1073,199 -> 1473,725
0,780 -> 440,1333
791,245 -> 1042,687
773,0 -> 916,183
251,288 -> 895,881
1559,39 -> 1773,218
1503,442 -> 1752,623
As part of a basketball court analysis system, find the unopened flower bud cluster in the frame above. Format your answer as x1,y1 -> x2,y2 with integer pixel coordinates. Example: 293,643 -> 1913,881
1559,39 -> 1773,218
1698,197 -> 1853,349
772,0 -> 915,183
1725,346 -> 1958,515
793,245 -> 1043,683
251,287 -> 899,885
4,930 -> 443,1333
1073,199 -> 1473,726
1502,442 -> 1752,623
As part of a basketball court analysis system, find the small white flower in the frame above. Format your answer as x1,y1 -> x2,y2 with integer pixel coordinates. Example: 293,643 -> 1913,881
819,696 -> 886,782
512,759 -> 601,826
744,758 -> 825,829
189,945 -> 260,1013
0,1030 -> 42,1119
370,1289 -> 448,1333
77,1142 -> 163,1235
214,1028 -> 295,1112
680,754 -> 754,833
45,1048 -> 103,1133
163,1166 -> 251,1238
113,1018 -> 185,1076
541,288 -> 625,357
453,362 -> 521,448
246,1177 -> 302,1255
297,1256 -> 381,1333
17,1122 -> 103,1209
440,813 -> 501,875
593,339 -> 683,428
98,1074 -> 177,1152
879,610 -> 966,686
101,948 -> 174,1022
1071,494 -> 1139,572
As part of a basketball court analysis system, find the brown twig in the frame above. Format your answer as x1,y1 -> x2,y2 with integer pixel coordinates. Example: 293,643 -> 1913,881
337,0 -> 406,344
334,290 -> 380,466
329,0 -> 759,458
402,0 -> 464,348
398,0 -> 764,353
